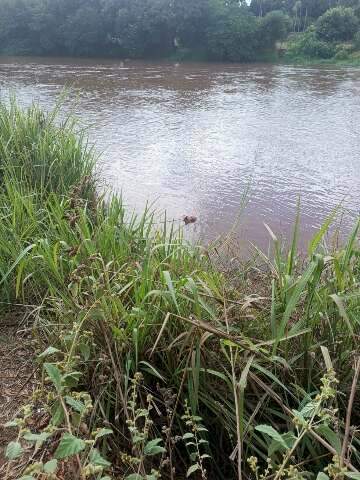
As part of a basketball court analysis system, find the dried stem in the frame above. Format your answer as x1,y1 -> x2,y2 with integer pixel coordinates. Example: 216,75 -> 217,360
340,357 -> 360,468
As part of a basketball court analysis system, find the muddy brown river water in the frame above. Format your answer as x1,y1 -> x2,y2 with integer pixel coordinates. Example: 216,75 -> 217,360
1,57 -> 359,251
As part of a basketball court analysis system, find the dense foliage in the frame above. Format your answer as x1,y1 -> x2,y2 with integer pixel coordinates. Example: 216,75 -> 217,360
0,0 -> 359,61
1,101 -> 360,478
287,26 -> 337,59
315,6 -> 359,42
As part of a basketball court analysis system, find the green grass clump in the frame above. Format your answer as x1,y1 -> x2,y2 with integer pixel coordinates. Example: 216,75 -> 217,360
0,98 -> 95,196
0,101 -> 359,479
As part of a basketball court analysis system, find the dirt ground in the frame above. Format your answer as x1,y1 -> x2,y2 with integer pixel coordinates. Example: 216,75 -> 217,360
0,310 -> 38,478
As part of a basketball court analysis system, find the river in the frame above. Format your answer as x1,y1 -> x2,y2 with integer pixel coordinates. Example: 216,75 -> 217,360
0,56 -> 359,251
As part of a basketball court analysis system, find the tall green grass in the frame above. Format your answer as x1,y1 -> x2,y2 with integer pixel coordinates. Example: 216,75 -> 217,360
0,98 -> 95,195
1,100 -> 359,479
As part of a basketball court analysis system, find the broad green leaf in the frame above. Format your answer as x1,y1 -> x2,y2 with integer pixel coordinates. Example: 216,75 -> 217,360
23,432 -> 50,444
4,420 -> 19,427
183,432 -> 195,440
90,448 -> 111,467
44,459 -> 58,473
187,463 -> 200,477
268,431 -> 296,456
316,425 -> 341,454
79,343 -> 91,361
317,473 -> 330,480
299,401 -> 318,418
44,363 -> 62,392
17,476 -> 35,480
345,475 -> 360,479
144,438 -> 166,456
6,441 -> 23,460
190,452 -> 197,462
255,425 -> 288,450
196,427 -> 208,432
125,475 -> 143,480
268,439 -> 285,456
54,433 -> 86,459
95,428 -> 113,440
135,409 -> 149,418
51,400 -> 65,426
38,346 -> 61,358
62,371 -> 82,388
65,396 -> 86,413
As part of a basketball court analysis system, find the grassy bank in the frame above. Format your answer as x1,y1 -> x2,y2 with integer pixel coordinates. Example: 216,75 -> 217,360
281,52 -> 360,67
1,101 -> 359,480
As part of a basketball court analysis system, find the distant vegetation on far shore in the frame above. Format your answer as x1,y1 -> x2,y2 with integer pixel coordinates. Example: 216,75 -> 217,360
1,0 -> 360,64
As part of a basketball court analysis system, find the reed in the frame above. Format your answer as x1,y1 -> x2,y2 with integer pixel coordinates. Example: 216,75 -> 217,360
1,100 -> 359,479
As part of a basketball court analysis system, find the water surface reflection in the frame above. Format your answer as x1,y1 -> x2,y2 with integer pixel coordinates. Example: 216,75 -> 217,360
0,57 -> 359,250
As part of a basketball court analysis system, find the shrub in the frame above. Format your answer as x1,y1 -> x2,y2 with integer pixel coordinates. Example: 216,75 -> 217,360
206,6 -> 259,61
334,42 -> 354,60
0,98 -> 95,197
287,27 -> 335,59
334,48 -> 349,60
354,30 -> 360,49
316,7 -> 359,42
258,10 -> 292,49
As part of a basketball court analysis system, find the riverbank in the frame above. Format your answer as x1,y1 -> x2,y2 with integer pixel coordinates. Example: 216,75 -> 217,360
3,50 -> 360,67
281,51 -> 360,67
170,43 -> 360,66
1,100 -> 359,479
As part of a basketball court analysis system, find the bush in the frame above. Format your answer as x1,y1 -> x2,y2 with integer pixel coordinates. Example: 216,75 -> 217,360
316,7 -> 359,42
0,99 -> 95,196
334,48 -> 349,60
334,42 -> 354,60
354,30 -> 360,49
287,27 -> 335,59
258,10 -> 291,50
206,5 -> 259,61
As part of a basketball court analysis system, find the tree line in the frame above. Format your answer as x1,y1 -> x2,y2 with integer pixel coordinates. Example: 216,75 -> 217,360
0,0 -> 359,61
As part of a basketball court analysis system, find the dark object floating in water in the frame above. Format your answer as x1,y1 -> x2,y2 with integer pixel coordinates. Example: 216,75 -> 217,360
183,215 -> 197,225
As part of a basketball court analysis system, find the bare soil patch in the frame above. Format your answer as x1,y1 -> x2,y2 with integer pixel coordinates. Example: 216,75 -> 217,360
0,310 -> 38,478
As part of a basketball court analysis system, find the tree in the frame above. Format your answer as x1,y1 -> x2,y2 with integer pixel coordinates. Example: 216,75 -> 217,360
316,7 -> 359,42
60,3 -> 105,56
258,10 -> 291,48
287,26 -> 336,58
3,0 -> 357,61
250,0 -> 287,17
172,0 -> 209,48
107,0 -> 174,58
207,2 -> 260,61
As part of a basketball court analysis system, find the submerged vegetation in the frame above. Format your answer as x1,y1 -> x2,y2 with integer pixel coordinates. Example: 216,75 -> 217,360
0,101 -> 360,479
1,0 -> 360,63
